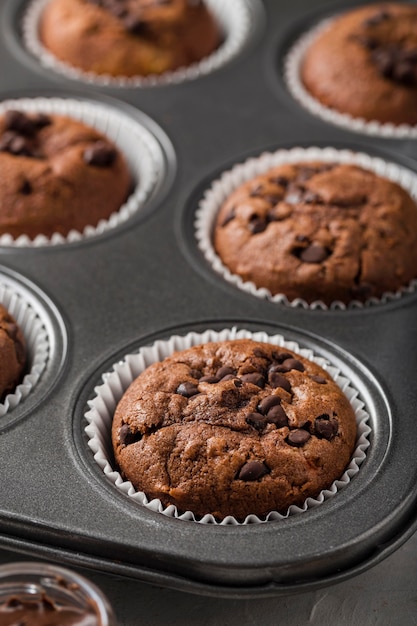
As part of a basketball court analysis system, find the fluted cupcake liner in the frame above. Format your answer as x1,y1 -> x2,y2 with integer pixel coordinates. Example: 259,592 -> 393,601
0,276 -> 49,416
195,146 -> 417,310
284,17 -> 417,139
0,96 -> 164,247
85,327 -> 371,525
22,0 -> 257,87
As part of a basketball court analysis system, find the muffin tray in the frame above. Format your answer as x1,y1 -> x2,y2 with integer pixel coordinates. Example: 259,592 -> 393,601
1,0 -> 417,599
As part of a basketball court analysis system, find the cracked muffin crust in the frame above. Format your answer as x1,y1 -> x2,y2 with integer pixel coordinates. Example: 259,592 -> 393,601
213,161 -> 417,305
301,3 -> 417,125
39,0 -> 221,78
0,304 -> 26,401
112,339 -> 357,520
0,109 -> 132,239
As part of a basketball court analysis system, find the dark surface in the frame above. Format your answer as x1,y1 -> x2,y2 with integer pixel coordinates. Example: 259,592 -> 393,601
0,0 -> 417,611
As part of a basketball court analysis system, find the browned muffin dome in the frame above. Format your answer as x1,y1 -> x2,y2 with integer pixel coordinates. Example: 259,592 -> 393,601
301,3 -> 417,125
39,0 -> 222,78
0,109 -> 132,239
213,161 -> 417,305
0,304 -> 26,400
112,339 -> 357,520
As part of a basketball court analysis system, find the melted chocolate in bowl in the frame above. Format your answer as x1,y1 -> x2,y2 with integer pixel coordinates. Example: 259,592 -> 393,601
0,563 -> 115,626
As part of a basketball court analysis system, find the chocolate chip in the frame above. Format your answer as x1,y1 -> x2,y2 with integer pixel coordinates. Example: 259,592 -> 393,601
297,166 -> 318,182
246,412 -> 267,431
199,375 -> 219,384
123,14 -> 149,35
216,366 -> 235,379
248,214 -> 267,234
253,348 -> 268,359
272,352 -> 293,363
354,35 -> 378,50
263,194 -> 281,205
238,460 -> 268,481
233,378 -> 243,388
393,61 -> 416,85
287,429 -> 311,447
315,416 -> 339,440
20,180 -> 32,195
0,132 -> 32,157
34,113 -> 51,128
83,141 -> 116,167
176,382 -> 199,398
119,423 -> 142,446
281,358 -> 305,372
303,191 -> 323,204
269,363 -> 289,373
372,48 -> 395,78
270,175 -> 288,187
4,110 -> 37,136
220,374 -> 237,382
258,394 -> 281,415
189,369 -> 202,379
266,404 -> 288,428
221,207 -> 235,227
110,4 -> 128,17
363,10 -> 390,27
268,371 -> 292,393
240,372 -> 265,388
310,375 -> 327,384
299,244 -> 329,264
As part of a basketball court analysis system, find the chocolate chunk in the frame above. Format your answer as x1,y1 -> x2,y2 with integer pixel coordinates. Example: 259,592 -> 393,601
266,404 -> 288,427
199,375 -> 219,384
4,110 -> 37,136
246,412 -> 267,431
287,429 -> 311,447
83,141 -> 116,167
268,371 -> 291,393
176,382 -> 199,397
248,214 -> 267,234
315,416 -> 339,440
20,180 -> 32,195
269,363 -> 289,373
221,207 -> 235,227
281,358 -> 305,372
240,372 -> 265,388
300,244 -> 329,264
119,423 -> 141,446
258,394 -> 281,415
220,374 -> 237,382
238,460 -> 268,481
310,375 -> 327,384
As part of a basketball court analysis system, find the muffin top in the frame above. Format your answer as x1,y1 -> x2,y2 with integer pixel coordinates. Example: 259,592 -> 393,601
213,161 -> 417,305
39,0 -> 221,77
301,3 -> 417,125
0,303 -> 26,401
0,109 -> 132,239
112,339 -> 357,520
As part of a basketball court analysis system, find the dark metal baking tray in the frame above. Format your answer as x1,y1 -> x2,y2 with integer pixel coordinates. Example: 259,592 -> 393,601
0,0 -> 417,599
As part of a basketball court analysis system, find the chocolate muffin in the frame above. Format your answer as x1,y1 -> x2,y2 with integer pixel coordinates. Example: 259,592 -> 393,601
301,3 -> 417,126
0,109 -> 132,239
213,161 -> 417,305
112,339 -> 357,520
0,304 -> 26,401
39,0 -> 221,78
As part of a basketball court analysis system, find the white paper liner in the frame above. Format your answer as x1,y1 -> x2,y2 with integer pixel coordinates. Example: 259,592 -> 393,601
284,17 -> 417,138
85,328 -> 371,525
22,0 -> 255,87
195,146 -> 417,310
0,96 -> 164,247
0,278 -> 49,416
